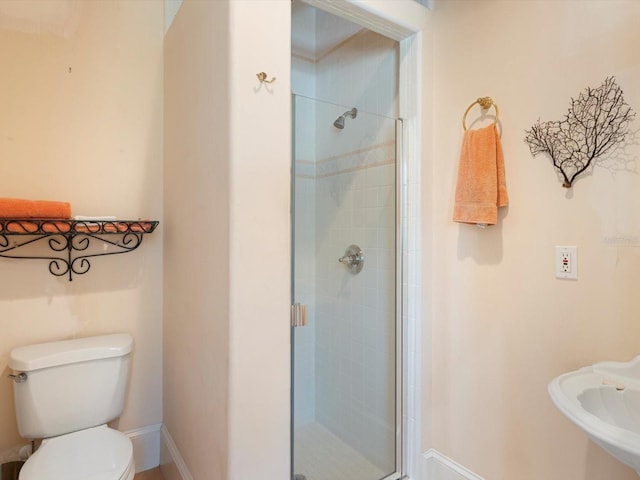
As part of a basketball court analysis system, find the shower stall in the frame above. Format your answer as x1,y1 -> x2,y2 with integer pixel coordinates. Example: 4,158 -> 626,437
291,5 -> 402,479
292,94 -> 402,480
292,91 -> 402,480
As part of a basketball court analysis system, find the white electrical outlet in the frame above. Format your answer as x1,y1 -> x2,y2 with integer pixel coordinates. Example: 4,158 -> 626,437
555,246 -> 578,280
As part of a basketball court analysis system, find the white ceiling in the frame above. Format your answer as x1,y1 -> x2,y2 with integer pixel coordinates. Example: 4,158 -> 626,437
291,1 -> 362,61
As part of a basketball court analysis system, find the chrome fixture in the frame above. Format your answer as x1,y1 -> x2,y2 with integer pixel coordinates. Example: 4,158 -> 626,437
8,372 -> 27,383
338,244 -> 364,274
333,107 -> 358,129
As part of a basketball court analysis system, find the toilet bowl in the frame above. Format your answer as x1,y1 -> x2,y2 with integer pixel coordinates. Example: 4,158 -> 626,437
19,425 -> 134,480
8,334 -> 135,480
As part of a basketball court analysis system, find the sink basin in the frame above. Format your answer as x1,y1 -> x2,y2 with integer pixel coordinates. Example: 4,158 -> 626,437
549,356 -> 640,474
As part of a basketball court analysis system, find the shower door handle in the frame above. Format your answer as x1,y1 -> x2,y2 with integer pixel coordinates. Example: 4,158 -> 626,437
291,303 -> 308,327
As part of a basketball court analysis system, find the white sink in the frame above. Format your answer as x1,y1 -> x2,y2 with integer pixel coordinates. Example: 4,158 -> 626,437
549,356 -> 640,474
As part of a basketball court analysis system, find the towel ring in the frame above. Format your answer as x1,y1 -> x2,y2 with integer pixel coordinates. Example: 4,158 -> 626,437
462,97 -> 499,130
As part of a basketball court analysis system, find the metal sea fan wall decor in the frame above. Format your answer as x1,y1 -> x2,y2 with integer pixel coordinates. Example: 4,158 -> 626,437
524,77 -> 635,188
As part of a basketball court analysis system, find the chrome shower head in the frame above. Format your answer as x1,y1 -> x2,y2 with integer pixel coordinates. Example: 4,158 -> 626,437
333,107 -> 358,130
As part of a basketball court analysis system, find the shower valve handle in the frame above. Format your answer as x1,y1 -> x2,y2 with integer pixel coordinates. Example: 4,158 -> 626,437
339,253 -> 362,266
338,245 -> 364,274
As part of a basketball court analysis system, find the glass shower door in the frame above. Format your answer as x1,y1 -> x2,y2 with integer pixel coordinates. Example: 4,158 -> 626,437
291,94 -> 401,480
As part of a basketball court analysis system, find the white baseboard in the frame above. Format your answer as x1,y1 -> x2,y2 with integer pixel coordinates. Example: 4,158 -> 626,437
124,423 -> 162,473
159,424 -> 194,480
423,449 -> 484,480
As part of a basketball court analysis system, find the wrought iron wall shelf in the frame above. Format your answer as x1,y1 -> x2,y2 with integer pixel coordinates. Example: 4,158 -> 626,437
0,219 -> 159,281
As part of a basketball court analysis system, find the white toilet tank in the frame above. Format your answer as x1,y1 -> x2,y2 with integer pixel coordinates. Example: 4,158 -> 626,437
9,333 -> 133,439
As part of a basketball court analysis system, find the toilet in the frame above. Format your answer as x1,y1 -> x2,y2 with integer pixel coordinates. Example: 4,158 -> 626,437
8,333 -> 135,480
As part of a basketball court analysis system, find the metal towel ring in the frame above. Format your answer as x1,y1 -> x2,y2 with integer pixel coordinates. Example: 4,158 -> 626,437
462,97 -> 499,130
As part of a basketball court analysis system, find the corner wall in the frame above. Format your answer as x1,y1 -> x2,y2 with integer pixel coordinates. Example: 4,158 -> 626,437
163,1 -> 291,479
227,1 -> 291,478
427,1 -> 640,478
163,0 -> 230,479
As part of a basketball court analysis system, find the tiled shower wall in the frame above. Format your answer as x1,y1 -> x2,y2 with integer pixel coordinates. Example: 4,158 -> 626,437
314,146 -> 397,471
292,5 -> 399,471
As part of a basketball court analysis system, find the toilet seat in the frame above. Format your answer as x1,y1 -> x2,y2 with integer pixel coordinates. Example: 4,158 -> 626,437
19,424 -> 134,480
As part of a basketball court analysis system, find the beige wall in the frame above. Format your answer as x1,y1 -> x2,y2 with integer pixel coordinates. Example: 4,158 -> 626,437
163,0 -> 231,479
227,1 -> 291,479
0,0 -> 163,454
163,1 -> 291,479
427,0 -> 640,478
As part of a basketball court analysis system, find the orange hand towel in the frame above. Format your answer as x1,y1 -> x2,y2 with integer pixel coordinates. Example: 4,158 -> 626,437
0,198 -> 71,219
453,124 -> 508,226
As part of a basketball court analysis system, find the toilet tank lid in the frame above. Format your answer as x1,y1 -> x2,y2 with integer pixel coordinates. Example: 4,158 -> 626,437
9,334 -> 133,372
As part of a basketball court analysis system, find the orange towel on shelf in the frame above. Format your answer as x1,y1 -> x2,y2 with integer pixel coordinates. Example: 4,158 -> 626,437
0,198 -> 71,219
453,124 -> 508,226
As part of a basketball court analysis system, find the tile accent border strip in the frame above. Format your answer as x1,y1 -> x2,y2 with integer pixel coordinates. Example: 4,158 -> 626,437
295,140 -> 396,179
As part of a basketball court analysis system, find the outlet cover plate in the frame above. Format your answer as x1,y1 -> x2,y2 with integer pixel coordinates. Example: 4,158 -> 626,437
555,246 -> 577,280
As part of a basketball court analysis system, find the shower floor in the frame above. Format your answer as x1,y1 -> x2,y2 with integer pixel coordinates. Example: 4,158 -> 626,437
294,422 -> 385,480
